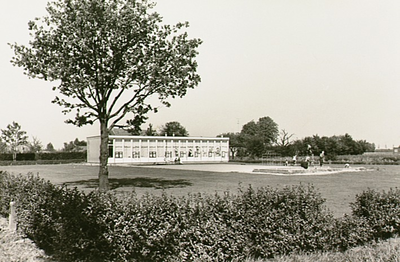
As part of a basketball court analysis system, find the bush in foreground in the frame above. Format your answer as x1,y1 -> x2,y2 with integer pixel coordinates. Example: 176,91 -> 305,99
0,172 -> 384,261
351,188 -> 400,240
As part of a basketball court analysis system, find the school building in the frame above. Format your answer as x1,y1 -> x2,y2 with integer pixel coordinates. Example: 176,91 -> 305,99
87,130 -> 230,164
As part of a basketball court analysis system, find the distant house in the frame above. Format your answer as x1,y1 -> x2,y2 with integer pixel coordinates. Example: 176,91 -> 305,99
87,129 -> 230,164
15,144 -> 30,153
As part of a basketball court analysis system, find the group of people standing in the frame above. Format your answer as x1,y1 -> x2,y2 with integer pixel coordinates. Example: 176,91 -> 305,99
287,145 -> 325,169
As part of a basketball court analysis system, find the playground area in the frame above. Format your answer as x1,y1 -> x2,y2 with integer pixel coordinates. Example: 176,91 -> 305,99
132,162 -> 368,176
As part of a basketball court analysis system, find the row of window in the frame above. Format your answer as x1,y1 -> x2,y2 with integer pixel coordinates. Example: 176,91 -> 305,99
113,151 -> 227,159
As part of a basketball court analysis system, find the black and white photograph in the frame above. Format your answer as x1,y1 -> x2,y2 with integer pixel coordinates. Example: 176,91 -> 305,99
1,0 -> 400,261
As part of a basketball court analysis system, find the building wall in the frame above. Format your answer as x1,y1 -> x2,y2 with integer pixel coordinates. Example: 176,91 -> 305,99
87,135 -> 229,164
87,136 -> 101,163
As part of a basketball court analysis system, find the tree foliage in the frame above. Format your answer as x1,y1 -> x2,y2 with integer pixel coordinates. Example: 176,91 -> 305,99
10,0 -> 201,191
0,122 -> 29,160
46,142 -> 56,152
11,0 -> 201,128
63,138 -> 87,152
240,117 -> 279,157
29,136 -> 43,153
143,123 -> 158,136
159,121 -> 189,136
220,116 -> 375,159
282,133 -> 375,158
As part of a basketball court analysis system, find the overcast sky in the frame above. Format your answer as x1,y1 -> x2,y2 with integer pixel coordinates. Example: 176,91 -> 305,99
1,0 -> 400,149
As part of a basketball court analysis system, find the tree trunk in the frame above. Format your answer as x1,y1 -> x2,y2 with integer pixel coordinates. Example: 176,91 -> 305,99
99,120 -> 109,192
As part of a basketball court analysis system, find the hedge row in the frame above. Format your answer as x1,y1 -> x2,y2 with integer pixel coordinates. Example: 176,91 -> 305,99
0,159 -> 86,167
0,152 -> 86,161
1,172 -> 397,261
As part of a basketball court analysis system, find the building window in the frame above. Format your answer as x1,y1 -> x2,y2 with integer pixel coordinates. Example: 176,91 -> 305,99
124,146 -> 131,158
216,147 -> 221,157
180,151 -> 186,157
165,151 -> 173,158
208,147 -> 214,157
149,151 -> 157,158
132,152 -> 140,158
115,151 -> 123,158
108,140 -> 113,157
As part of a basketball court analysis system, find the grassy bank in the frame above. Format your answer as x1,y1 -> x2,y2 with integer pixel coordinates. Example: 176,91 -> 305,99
266,238 -> 400,262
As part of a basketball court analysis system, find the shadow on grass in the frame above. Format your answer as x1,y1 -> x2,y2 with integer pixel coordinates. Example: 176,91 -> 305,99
64,177 -> 193,190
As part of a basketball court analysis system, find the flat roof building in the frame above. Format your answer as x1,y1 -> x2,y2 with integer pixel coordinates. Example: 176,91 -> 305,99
87,132 -> 229,165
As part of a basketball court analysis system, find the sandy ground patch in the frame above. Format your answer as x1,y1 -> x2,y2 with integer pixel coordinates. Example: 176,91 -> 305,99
0,217 -> 50,262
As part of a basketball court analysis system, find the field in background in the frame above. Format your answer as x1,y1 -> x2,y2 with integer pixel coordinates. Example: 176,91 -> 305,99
1,163 -> 399,217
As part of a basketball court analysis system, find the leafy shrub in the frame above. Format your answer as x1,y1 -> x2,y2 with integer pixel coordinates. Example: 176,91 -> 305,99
176,192 -> 250,261
102,192 -> 189,262
351,188 -> 400,240
0,172 -> 111,261
0,172 -> 54,217
234,184 -> 334,258
0,173 -> 386,261
19,188 -> 113,261
327,214 -> 374,251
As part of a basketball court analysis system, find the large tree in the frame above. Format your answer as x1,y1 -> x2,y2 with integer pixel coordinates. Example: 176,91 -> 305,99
275,129 -> 294,156
46,142 -> 56,152
240,116 -> 279,157
159,121 -> 189,137
11,0 -> 201,191
29,136 -> 43,153
1,122 -> 29,161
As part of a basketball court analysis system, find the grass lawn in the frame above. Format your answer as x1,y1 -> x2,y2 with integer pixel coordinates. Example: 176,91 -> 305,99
2,163 -> 400,261
1,163 -> 399,217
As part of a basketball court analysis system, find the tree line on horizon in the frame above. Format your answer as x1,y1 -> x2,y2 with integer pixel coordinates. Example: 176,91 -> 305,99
124,121 -> 190,137
0,118 -> 375,162
131,116 -> 375,160
218,116 -> 376,160
0,121 -> 87,161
